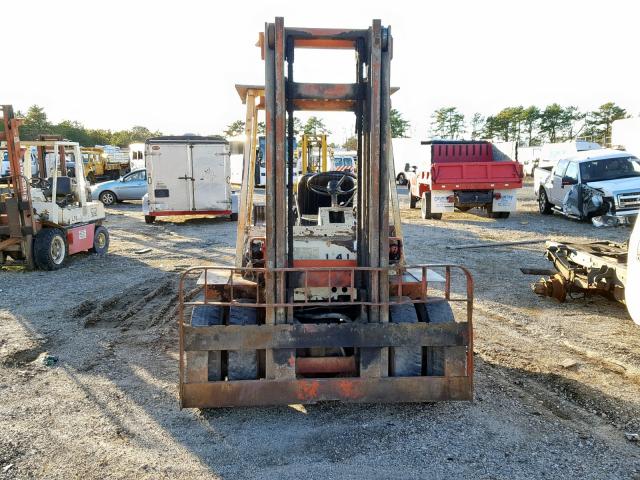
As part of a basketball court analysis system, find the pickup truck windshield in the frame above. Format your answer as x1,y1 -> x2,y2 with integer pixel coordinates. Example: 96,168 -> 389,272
580,156 -> 640,182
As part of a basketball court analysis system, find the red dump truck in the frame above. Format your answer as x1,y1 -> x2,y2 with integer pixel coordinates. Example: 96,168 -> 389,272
407,140 -> 524,219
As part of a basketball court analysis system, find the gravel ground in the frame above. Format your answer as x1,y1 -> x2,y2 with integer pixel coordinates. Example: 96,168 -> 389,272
1,179 -> 640,479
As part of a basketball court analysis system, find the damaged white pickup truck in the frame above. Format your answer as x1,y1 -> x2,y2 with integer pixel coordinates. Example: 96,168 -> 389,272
534,149 -> 640,226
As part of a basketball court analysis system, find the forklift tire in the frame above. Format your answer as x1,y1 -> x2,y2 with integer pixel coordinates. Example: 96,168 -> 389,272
424,300 -> 464,376
34,228 -> 68,270
191,305 -> 224,381
228,299 -> 258,380
389,298 -> 422,376
144,215 -> 156,224
421,192 -> 442,220
91,225 -> 110,256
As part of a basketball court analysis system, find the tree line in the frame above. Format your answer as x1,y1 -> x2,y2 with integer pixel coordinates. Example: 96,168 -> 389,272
1,105 -> 162,147
430,102 -> 629,146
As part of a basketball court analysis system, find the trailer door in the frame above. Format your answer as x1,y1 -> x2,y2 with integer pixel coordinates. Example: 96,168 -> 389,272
149,143 -> 191,212
191,143 -> 230,211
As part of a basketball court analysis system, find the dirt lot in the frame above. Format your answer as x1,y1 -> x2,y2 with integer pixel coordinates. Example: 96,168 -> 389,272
1,179 -> 640,479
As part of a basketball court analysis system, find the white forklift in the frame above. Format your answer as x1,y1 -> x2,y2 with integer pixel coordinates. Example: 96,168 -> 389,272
0,105 -> 109,270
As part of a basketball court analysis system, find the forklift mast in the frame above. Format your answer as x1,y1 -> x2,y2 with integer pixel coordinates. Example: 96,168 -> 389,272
178,18 -> 474,408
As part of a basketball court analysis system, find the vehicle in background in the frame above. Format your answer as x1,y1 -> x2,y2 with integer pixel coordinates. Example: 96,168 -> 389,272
534,149 -> 640,224
519,146 -> 543,176
391,138 -> 422,185
81,147 -> 129,184
229,135 -> 245,185
537,141 -> 601,171
407,140 -> 523,219
96,144 -> 131,177
142,135 -> 238,223
90,169 -> 148,206
129,142 -> 145,171
612,117 -> 640,157
331,150 -> 356,173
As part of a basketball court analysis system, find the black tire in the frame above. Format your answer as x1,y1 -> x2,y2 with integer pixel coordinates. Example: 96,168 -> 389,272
99,190 -> 117,206
424,300 -> 465,376
538,189 -> 553,215
228,299 -> 258,380
90,225 -> 109,255
421,192 -> 442,220
229,212 -> 238,221
389,297 -> 422,376
191,305 -> 224,381
144,215 -> 156,224
33,228 -> 67,270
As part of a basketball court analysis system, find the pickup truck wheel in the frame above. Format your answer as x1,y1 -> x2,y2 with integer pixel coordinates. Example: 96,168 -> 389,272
421,192 -> 442,220
408,184 -> 417,208
538,189 -> 553,215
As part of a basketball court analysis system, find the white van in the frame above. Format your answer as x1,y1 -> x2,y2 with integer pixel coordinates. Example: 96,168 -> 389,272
538,141 -> 601,170
142,135 -> 237,223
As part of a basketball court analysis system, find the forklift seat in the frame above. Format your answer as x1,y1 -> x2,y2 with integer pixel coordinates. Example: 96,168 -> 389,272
48,176 -> 73,196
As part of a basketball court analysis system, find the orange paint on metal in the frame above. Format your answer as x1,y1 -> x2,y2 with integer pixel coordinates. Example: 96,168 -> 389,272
293,259 -> 357,287
337,379 -> 361,399
297,380 -> 320,401
288,353 -> 296,367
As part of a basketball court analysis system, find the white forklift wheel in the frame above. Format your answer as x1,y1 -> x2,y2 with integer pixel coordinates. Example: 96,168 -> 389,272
626,220 -> 640,325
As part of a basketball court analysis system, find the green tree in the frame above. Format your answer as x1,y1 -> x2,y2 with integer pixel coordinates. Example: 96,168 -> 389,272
343,136 -> 358,150
257,121 -> 266,136
390,108 -> 410,138
560,106 -> 585,140
520,106 -> 541,145
20,105 -> 52,140
470,113 -> 485,140
539,103 -> 568,143
584,102 -> 628,145
430,107 -> 465,139
224,120 -> 245,137
303,116 -> 331,136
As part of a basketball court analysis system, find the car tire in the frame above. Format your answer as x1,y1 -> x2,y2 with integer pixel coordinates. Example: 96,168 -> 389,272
409,187 -> 418,209
144,215 -> 156,224
34,228 -> 67,270
99,190 -> 117,206
90,225 -> 109,256
538,189 -> 553,215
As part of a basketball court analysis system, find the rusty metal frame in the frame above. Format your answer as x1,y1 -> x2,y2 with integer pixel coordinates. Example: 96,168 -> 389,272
0,105 -> 37,268
178,264 -> 474,408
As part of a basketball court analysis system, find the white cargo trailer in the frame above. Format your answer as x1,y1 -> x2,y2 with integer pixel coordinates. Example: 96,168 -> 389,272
142,136 -> 237,224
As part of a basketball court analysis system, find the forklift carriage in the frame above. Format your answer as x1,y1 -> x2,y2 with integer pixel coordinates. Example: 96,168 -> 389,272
178,18 -> 474,408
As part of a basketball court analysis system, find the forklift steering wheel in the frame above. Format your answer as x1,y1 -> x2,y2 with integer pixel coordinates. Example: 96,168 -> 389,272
30,177 -> 51,190
307,171 -> 357,197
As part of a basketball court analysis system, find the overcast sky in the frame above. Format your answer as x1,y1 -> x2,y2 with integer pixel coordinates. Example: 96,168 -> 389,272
4,0 -> 637,143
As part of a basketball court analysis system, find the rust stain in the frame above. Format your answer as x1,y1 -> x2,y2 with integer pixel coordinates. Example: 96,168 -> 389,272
297,380 -> 320,401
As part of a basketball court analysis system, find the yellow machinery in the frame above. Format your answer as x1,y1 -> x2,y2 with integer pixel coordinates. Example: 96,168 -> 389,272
300,134 -> 327,174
